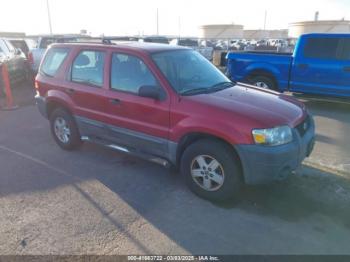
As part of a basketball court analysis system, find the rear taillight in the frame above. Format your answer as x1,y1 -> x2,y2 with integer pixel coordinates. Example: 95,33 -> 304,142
35,80 -> 40,90
28,52 -> 34,65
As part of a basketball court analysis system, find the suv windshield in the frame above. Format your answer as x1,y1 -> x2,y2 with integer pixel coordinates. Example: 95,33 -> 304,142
178,39 -> 198,47
152,50 -> 233,95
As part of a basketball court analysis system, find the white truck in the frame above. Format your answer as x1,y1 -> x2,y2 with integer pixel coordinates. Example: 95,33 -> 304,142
170,38 -> 214,61
28,36 -> 80,73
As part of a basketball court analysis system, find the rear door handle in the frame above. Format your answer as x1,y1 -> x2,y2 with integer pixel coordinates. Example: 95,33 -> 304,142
109,98 -> 121,105
298,64 -> 309,69
343,66 -> 350,72
66,88 -> 75,94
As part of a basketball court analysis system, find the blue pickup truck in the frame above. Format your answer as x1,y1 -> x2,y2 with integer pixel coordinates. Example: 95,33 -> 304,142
226,34 -> 350,98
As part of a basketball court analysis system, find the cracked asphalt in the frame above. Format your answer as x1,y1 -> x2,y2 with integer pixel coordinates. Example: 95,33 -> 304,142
0,85 -> 350,255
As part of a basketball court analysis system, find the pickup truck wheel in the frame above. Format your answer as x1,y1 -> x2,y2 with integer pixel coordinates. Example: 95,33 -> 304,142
181,140 -> 242,201
49,108 -> 82,151
250,76 -> 276,90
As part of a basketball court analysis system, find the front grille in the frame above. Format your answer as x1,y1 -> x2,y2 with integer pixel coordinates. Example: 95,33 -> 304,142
296,115 -> 311,137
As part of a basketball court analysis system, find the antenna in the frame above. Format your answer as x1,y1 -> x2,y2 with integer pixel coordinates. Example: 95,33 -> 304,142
46,0 -> 53,35
178,16 -> 181,38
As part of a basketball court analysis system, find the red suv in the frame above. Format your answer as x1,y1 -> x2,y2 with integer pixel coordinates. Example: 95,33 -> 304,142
35,42 -> 315,201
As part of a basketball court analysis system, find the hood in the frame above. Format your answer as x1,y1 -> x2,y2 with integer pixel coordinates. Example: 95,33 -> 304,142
187,84 -> 306,129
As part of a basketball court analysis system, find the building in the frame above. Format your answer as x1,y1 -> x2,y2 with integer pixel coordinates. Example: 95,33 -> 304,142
0,32 -> 26,38
199,24 -> 244,39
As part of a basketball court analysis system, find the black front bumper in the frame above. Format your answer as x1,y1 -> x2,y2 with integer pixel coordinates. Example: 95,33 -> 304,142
235,116 -> 315,185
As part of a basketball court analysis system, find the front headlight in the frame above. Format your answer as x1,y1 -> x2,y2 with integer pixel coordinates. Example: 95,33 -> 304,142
252,125 -> 293,146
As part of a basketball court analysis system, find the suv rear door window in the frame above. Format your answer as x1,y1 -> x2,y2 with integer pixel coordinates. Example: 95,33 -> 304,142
304,38 -> 341,60
40,48 -> 69,77
71,50 -> 105,87
110,53 -> 157,94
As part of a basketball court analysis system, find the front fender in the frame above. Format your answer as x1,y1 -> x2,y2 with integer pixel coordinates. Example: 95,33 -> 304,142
170,116 -> 251,145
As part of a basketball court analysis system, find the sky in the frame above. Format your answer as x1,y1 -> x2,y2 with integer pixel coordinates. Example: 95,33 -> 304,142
0,0 -> 349,36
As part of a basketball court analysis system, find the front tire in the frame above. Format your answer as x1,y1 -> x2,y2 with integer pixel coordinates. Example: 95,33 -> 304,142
180,139 -> 242,201
49,108 -> 82,150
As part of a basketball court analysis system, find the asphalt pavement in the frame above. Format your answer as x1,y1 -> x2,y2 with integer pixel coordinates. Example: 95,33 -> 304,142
0,86 -> 350,255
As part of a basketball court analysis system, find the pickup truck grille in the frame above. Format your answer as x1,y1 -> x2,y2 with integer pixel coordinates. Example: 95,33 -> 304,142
296,115 -> 311,137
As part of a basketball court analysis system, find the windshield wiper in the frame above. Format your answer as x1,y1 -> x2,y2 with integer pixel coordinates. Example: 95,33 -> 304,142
180,88 -> 209,96
210,81 -> 235,91
180,82 -> 235,96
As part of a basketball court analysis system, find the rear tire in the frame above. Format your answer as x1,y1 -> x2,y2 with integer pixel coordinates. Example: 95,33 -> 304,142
180,139 -> 242,201
250,76 -> 276,90
49,108 -> 82,151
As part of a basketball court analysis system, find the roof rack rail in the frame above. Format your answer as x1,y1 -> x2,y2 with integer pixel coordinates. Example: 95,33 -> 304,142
102,38 -> 113,44
58,37 -> 117,45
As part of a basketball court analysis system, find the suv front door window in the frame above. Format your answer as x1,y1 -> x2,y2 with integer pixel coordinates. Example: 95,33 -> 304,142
111,53 -> 158,94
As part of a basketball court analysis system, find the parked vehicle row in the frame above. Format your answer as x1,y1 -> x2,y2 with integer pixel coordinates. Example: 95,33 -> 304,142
204,38 -> 295,52
0,38 -> 30,87
226,33 -> 350,98
27,35 -> 92,73
169,38 -> 214,60
35,41 -> 315,201
8,38 -> 34,59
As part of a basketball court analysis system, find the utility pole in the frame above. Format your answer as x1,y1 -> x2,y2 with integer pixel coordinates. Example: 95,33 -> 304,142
263,10 -> 267,31
46,0 -> 53,35
156,8 -> 159,35
178,16 -> 181,38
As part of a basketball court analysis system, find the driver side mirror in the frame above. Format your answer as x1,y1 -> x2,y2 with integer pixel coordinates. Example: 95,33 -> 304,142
138,85 -> 162,100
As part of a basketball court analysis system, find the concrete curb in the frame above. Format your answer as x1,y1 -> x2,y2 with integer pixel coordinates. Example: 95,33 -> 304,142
304,160 -> 350,177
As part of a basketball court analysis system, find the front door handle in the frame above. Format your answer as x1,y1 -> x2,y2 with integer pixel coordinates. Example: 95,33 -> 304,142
109,98 -> 121,105
343,66 -> 350,72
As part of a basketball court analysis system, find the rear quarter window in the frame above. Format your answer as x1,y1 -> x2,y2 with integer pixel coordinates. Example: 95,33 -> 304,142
40,48 -> 69,77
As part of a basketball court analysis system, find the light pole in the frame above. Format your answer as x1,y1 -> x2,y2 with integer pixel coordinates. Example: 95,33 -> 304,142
46,0 -> 53,35
156,8 -> 159,35
178,16 -> 181,38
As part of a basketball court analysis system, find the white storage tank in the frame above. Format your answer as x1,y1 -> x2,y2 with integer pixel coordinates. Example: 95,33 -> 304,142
199,24 -> 244,39
289,20 -> 350,38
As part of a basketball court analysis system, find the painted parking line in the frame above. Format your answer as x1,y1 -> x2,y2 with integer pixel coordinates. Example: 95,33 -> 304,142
0,144 -> 79,181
